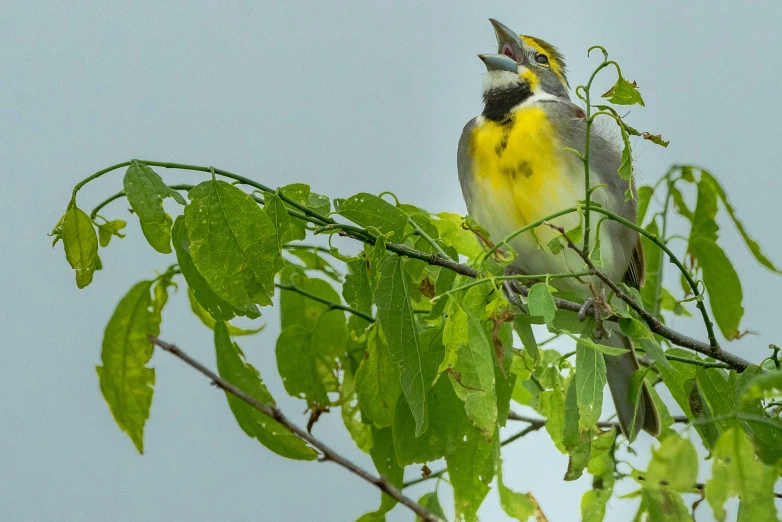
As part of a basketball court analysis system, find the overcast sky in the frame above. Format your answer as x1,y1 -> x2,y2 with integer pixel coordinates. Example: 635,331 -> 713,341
2,1 -> 781,521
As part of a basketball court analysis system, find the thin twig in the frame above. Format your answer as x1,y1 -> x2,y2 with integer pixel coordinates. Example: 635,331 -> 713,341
149,336 -> 444,522
275,283 -> 374,323
545,222 -> 751,371
402,422 -> 545,489
506,412 -> 690,427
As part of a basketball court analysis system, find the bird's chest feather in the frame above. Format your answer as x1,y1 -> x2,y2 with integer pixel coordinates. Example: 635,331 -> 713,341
467,107 -> 580,247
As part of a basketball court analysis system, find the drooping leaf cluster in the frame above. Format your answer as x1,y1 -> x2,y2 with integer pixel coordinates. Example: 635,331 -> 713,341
50,52 -> 782,521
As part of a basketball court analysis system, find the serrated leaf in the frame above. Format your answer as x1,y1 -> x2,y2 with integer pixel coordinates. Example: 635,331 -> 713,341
440,285 -> 498,439
355,326 -> 401,427
263,191 -> 291,248
527,283 -> 556,327
96,280 -> 159,453
690,238 -> 744,339
185,180 -> 281,310
575,337 -> 607,430
602,77 -> 645,106
187,289 -> 265,336
214,322 -> 317,460
62,205 -> 99,288
446,424 -> 497,522
96,219 -> 126,247
375,255 -> 428,436
339,193 -> 407,240
123,161 -> 185,253
344,256 -> 373,314
172,216 -> 258,320
705,426 -> 778,522
433,212 -> 483,259
641,132 -> 669,147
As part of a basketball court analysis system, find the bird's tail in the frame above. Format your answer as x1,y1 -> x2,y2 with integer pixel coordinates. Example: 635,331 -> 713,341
602,331 -> 660,441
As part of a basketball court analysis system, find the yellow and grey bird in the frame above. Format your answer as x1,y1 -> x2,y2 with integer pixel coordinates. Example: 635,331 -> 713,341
457,19 -> 659,440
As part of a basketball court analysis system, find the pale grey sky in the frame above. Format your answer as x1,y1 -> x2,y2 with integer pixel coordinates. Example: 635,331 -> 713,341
2,1 -> 781,521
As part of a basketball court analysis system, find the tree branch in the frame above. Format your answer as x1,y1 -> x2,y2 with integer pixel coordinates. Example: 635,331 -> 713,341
148,336 -> 445,522
506,411 -> 690,427
544,222 -> 752,371
82,166 -> 752,371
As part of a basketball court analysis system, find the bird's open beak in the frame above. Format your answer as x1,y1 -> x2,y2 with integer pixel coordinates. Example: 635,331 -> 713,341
478,54 -> 519,73
489,18 -> 524,54
480,19 -> 524,72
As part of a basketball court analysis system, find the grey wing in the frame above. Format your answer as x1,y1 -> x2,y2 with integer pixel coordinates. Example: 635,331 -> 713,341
457,117 -> 478,211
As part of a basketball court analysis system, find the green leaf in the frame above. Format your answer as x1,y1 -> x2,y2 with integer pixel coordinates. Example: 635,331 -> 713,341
646,434 -> 698,491
636,185 -> 653,225
498,461 -> 536,521
214,322 -> 317,460
276,326 -> 331,405
96,219 -> 126,247
416,492 -> 447,522
570,335 -> 629,356
536,375 -> 567,452
701,170 -> 782,273
575,337 -> 607,430
446,424 -> 497,522
375,256 -> 428,436
185,180 -> 281,310
172,216 -> 258,320
689,173 -> 719,243
62,205 -> 99,288
741,369 -> 782,403
187,289 -> 265,336
563,380 -> 592,480
618,317 -> 671,369
580,429 -> 617,522
433,212 -> 483,259
344,256 -> 373,314
355,326 -> 401,427
339,193 -> 407,240
123,161 -> 185,253
440,285 -> 498,439
617,128 -> 633,181
96,280 -> 159,453
669,185 -> 693,221
527,283 -> 556,327
705,426 -> 778,522
263,191 -> 291,248
280,276 -> 347,347
602,77 -> 645,106
690,238 -> 744,339
696,368 -> 736,435
513,316 -> 540,360
286,248 -> 342,282
734,366 -> 782,465
340,367 -> 374,455
368,427 -> 403,516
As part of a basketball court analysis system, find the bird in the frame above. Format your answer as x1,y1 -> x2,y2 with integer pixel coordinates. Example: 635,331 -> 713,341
457,19 -> 660,440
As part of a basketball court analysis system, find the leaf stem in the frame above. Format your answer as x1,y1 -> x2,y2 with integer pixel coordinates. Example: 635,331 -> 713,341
434,271 -> 591,302
664,354 -> 732,369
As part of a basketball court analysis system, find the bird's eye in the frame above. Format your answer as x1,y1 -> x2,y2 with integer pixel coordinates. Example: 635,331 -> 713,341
536,54 -> 549,66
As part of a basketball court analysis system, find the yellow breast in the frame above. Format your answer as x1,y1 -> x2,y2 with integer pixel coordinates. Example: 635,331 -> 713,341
468,107 -> 576,246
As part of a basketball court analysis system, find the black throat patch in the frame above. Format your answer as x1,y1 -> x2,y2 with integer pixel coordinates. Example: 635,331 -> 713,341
482,84 -> 532,122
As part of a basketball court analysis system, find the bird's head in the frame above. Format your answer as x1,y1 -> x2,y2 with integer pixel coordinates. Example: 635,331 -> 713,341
479,19 -> 569,121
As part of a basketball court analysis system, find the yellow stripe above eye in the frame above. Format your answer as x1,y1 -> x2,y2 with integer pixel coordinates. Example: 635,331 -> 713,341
521,35 -> 567,87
